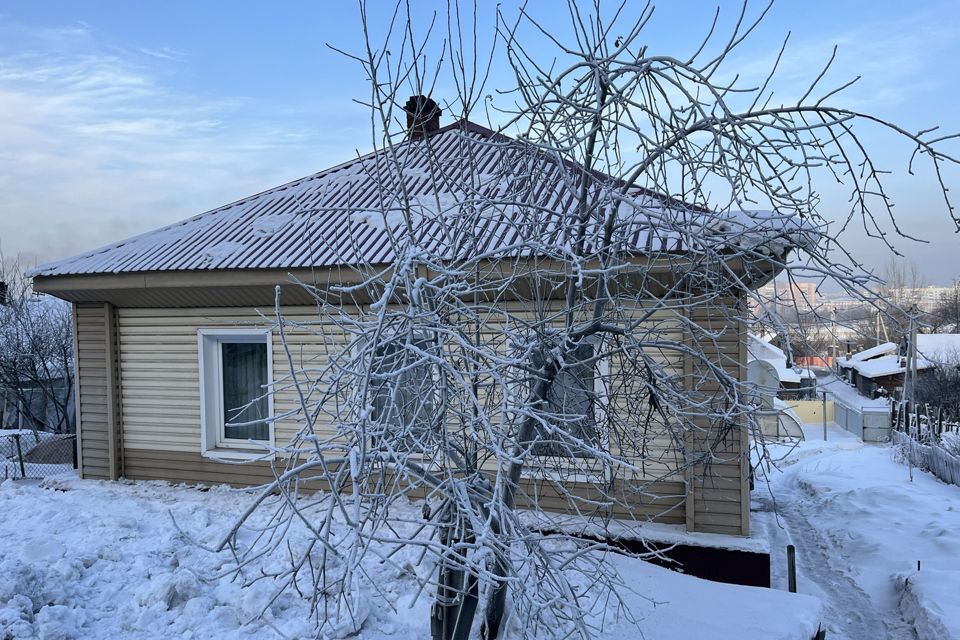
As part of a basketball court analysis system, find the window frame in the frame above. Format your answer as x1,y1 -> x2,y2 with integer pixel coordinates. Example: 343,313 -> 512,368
198,328 -> 275,458
527,336 -> 610,477
362,331 -> 443,459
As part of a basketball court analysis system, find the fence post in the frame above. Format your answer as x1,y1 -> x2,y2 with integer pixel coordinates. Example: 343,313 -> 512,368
72,435 -> 79,470
13,433 -> 26,479
787,545 -> 797,593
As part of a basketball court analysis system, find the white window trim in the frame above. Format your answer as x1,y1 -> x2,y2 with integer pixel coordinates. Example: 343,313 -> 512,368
198,328 -> 275,460
524,337 -> 611,478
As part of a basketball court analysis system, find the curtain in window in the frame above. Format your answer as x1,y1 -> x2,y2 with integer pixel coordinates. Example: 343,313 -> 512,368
221,342 -> 269,441
369,340 -> 435,450
532,342 -> 600,457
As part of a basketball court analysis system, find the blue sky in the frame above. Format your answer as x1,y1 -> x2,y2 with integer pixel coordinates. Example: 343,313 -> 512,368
1,1 -> 959,285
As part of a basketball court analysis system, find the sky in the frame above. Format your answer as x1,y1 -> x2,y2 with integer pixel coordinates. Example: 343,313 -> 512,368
1,0 -> 959,285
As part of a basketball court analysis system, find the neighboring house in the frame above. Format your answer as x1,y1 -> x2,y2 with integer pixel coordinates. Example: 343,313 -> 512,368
746,333 -> 816,400
837,334 -> 960,398
0,374 -> 75,432
32,111 -> 800,539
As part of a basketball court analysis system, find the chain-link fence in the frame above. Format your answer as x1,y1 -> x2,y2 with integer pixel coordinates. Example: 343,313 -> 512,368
1,430 -> 77,480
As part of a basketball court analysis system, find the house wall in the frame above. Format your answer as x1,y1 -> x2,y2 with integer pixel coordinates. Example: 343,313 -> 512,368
685,298 -> 749,536
72,303 -> 121,479
75,298 -> 749,535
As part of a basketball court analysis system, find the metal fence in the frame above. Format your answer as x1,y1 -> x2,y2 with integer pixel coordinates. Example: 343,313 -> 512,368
0,430 -> 77,480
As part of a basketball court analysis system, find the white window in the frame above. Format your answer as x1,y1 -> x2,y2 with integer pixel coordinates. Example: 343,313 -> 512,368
367,335 -> 439,453
198,329 -> 274,456
530,339 -> 607,459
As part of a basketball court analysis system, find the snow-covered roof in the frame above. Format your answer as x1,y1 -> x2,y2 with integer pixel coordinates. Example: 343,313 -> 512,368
32,120 -> 812,278
851,355 -> 934,379
839,334 -> 960,373
746,333 -> 815,383
838,342 -> 897,367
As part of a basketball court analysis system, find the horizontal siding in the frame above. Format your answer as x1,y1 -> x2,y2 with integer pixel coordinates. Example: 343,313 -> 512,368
684,296 -> 748,535
123,448 -> 686,525
116,306 -> 346,455
114,298 -> 745,533
75,303 -> 113,479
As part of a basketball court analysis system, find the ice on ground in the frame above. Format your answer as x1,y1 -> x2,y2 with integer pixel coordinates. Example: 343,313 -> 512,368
0,474 -> 821,639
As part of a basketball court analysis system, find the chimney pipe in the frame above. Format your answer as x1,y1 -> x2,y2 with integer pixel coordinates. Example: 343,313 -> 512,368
403,95 -> 441,139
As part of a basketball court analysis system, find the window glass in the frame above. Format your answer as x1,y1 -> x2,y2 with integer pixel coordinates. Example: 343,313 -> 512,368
221,341 -> 269,441
369,338 -> 436,450
532,341 -> 600,457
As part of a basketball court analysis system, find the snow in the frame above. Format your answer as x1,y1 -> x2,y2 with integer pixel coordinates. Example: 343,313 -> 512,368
753,423 -> 960,638
915,333 -> 960,360
520,511 -> 770,555
818,374 -> 889,410
838,342 -> 896,366
851,354 -> 934,378
746,334 -> 815,384
837,334 -> 960,372
251,213 -> 296,237
201,241 -> 246,264
0,475 -> 823,639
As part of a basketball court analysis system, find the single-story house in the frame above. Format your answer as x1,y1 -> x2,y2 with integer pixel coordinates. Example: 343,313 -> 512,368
32,104 -> 803,539
837,334 -> 960,398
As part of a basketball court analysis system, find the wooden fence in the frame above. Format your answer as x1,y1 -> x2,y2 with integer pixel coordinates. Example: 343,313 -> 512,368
891,401 -> 960,486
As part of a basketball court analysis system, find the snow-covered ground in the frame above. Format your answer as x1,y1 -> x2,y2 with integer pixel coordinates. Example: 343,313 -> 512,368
0,475 -> 823,639
753,424 -> 960,639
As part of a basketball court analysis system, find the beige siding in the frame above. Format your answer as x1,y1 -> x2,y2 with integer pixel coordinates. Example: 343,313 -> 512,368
116,307 -> 346,455
113,300 -> 742,533
683,296 -> 749,535
74,303 -> 119,479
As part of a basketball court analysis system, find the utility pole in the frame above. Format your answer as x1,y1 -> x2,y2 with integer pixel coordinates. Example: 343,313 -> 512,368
831,307 -> 838,366
905,305 -> 918,482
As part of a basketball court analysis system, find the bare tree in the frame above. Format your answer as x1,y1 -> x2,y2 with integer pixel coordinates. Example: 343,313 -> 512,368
0,255 -> 74,434
209,2 -> 959,638
931,280 -> 960,333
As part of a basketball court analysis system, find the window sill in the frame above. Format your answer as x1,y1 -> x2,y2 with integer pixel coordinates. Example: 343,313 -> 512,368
201,448 -> 274,462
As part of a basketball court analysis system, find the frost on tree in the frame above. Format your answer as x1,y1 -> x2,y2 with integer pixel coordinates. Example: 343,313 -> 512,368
209,2 -> 959,638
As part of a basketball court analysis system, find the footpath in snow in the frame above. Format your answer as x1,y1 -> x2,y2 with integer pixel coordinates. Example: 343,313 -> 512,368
753,424 -> 960,640
0,474 -> 822,639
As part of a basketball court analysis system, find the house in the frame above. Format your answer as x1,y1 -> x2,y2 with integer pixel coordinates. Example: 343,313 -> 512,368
31,104 -> 803,542
746,333 -> 816,400
837,334 -> 960,398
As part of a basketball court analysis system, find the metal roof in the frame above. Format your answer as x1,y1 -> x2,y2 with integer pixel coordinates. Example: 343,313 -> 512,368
32,121 -> 735,278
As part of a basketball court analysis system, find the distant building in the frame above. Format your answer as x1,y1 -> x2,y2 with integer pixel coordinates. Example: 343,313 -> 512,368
836,334 -> 960,398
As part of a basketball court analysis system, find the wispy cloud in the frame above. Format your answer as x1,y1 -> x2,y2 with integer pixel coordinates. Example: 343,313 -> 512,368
0,21 -> 364,266
722,7 -> 960,111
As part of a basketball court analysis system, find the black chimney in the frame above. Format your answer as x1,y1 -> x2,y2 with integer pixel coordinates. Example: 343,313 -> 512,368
403,95 -> 441,139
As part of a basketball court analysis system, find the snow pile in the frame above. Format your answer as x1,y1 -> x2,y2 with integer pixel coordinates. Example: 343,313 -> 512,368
0,475 -> 823,639
818,374 -> 889,410
251,213 -> 297,237
201,241 -> 246,264
896,570 -> 960,639
754,424 -> 960,638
